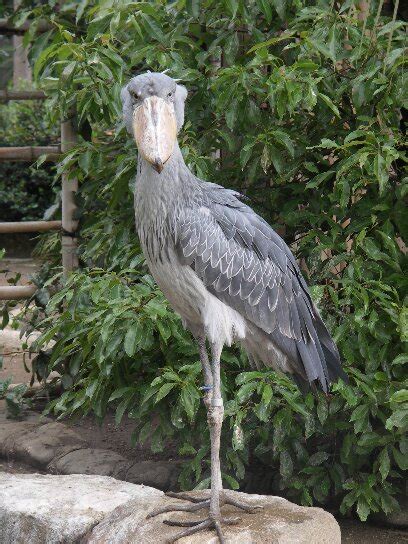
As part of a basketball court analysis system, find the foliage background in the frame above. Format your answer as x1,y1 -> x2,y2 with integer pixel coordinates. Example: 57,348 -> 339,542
0,99 -> 58,221
0,0 -> 57,222
6,0 -> 407,522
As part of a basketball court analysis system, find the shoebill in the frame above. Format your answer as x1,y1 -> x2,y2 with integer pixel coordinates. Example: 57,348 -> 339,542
121,72 -> 347,543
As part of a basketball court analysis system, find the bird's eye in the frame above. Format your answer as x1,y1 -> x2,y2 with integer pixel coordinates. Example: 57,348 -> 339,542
168,91 -> 173,98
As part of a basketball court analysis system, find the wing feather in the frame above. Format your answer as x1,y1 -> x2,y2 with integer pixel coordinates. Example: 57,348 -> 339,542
171,182 -> 346,391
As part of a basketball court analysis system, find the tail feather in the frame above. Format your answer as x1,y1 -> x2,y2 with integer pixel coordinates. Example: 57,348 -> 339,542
263,306 -> 347,393
243,302 -> 347,393
312,310 -> 348,384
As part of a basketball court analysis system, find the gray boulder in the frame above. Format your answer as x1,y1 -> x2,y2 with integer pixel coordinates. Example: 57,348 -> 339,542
0,473 -> 341,544
87,489 -> 341,544
48,447 -> 130,478
125,459 -> 182,490
0,473 -> 163,544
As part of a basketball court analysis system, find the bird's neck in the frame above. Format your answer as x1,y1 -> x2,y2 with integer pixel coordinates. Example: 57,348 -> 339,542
134,141 -> 196,235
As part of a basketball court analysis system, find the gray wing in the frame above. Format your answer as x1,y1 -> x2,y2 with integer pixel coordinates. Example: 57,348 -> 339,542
172,182 -> 346,392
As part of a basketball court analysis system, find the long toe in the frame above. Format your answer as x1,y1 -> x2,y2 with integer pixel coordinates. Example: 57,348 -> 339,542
163,518 -> 205,527
147,499 -> 210,519
214,520 -> 226,544
165,491 -> 208,504
165,518 -> 213,544
224,495 -> 263,513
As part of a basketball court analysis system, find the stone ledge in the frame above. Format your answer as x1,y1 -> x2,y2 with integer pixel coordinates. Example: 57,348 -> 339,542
0,411 -> 181,491
0,473 -> 341,544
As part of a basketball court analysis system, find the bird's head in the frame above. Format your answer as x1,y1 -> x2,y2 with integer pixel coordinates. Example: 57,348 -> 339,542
121,72 -> 187,173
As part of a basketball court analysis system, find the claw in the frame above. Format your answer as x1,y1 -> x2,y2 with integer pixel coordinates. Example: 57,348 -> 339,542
225,496 -> 263,513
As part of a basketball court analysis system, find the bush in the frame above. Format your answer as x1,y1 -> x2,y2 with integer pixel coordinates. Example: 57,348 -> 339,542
14,0 -> 407,521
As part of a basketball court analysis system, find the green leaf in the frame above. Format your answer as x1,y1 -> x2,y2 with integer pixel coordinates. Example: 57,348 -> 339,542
319,138 -> 338,149
261,384 -> 273,406
76,0 -> 89,22
391,354 -> 408,366
236,382 -> 257,403
357,497 -> 371,521
378,448 -> 390,481
306,170 -> 335,189
390,390 -> 408,403
317,399 -> 328,424
115,394 -> 133,425
225,0 -> 238,17
393,447 -> 408,470
124,323 -> 141,357
180,384 -> 199,421
271,0 -> 286,20
223,473 -> 240,490
318,93 -> 340,117
272,130 -> 295,158
256,0 -> 273,23
247,31 -> 295,53
309,451 -> 329,466
156,382 -> 176,403
109,386 -> 134,402
373,153 -> 389,193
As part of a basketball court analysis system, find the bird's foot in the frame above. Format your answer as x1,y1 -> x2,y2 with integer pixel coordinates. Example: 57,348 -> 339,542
147,491 -> 262,543
166,490 -> 262,513
163,515 -> 239,544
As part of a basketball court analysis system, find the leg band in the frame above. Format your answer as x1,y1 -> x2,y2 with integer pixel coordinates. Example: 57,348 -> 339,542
200,385 -> 213,392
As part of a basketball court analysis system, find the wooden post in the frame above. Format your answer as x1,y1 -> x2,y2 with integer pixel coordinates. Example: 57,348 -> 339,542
12,0 -> 32,86
0,146 -> 60,162
0,220 -> 61,233
0,285 -> 36,300
0,90 -> 46,101
61,110 -> 78,278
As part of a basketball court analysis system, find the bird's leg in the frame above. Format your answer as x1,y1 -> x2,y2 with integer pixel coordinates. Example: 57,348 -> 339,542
197,335 -> 213,410
208,342 -> 224,521
147,341 -> 257,543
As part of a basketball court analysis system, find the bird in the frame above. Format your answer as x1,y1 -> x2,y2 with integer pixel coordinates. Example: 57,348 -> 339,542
121,71 -> 347,543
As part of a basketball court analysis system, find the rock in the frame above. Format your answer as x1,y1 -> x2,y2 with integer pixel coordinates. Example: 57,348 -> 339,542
0,474 -> 340,544
125,460 -> 182,491
0,473 -> 163,544
87,489 -> 341,544
48,447 -> 130,478
0,410 -> 51,457
0,411 -> 182,492
7,421 -> 85,468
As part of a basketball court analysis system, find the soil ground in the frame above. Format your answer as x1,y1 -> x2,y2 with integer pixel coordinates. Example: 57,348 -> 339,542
340,520 -> 408,544
1,254 -> 407,543
57,411 -> 179,463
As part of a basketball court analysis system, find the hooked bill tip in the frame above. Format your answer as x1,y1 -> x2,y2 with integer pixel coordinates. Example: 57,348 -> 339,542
153,158 -> 164,173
